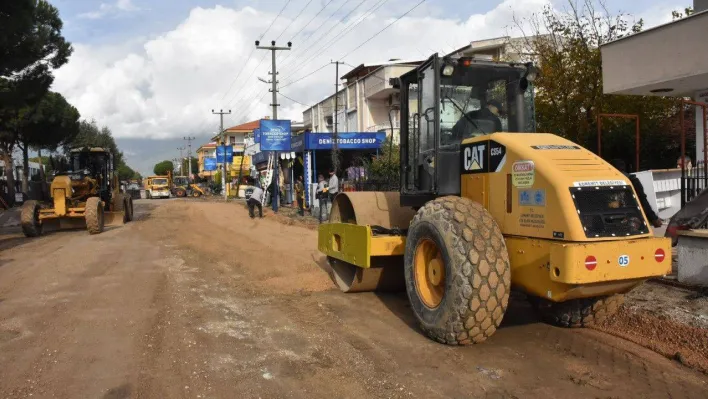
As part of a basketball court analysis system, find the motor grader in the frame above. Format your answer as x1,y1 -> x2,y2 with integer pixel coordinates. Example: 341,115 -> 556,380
21,147 -> 134,237
318,54 -> 672,345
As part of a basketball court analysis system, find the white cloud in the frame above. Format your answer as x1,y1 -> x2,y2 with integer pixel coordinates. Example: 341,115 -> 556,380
56,0 -> 554,141
78,0 -> 141,20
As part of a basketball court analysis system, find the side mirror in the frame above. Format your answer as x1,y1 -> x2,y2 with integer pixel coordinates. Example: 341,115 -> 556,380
389,78 -> 400,89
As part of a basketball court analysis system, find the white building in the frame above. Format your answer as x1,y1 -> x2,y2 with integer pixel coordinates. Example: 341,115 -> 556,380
0,160 -> 43,182
302,59 -> 423,141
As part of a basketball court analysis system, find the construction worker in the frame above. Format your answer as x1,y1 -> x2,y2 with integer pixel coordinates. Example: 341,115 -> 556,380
295,175 -> 305,216
326,168 -> 339,220
316,174 -> 328,222
248,184 -> 264,219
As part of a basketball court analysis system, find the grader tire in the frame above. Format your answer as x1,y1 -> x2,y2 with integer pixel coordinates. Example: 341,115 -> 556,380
85,197 -> 105,235
21,200 -> 42,237
112,194 -> 129,223
530,294 -> 624,328
404,196 -> 511,345
126,197 -> 134,221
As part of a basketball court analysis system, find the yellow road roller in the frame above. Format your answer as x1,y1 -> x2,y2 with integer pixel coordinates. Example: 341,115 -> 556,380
21,147 -> 133,237
318,54 -> 671,345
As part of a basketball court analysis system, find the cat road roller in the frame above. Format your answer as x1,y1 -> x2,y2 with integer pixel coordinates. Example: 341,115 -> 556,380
21,147 -> 134,237
318,54 -> 672,345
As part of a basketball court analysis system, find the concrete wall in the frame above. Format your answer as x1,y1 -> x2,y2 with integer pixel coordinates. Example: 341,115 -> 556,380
601,11 -> 708,96
677,231 -> 708,285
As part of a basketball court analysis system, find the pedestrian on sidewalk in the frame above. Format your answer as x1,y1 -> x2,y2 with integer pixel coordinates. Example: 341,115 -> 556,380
326,168 -> 339,218
295,175 -> 305,216
316,174 -> 328,222
248,185 -> 264,219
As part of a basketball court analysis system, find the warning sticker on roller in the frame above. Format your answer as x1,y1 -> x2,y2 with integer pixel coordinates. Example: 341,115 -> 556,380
512,161 -> 535,188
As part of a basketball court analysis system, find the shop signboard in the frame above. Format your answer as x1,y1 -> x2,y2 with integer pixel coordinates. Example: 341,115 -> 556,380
291,134 -> 305,152
260,119 -> 291,151
252,151 -> 272,165
305,132 -> 386,150
253,128 -> 261,143
204,157 -> 217,171
216,145 -> 233,163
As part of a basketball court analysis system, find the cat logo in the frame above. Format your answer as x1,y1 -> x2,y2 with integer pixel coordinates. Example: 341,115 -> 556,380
464,144 -> 485,171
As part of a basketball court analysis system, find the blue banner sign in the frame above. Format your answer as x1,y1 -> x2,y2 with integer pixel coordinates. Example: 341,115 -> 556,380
305,132 -> 386,150
253,128 -> 261,143
260,119 -> 291,151
216,145 -> 233,163
204,157 -> 217,171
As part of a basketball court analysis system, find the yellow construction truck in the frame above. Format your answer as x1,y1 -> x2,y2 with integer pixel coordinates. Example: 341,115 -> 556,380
318,54 -> 671,345
144,175 -> 171,199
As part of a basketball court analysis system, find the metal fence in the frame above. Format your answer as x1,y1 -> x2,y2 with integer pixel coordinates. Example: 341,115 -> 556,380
682,163 -> 708,206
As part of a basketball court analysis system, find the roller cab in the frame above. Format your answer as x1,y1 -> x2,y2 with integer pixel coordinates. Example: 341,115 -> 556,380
317,53 -> 671,345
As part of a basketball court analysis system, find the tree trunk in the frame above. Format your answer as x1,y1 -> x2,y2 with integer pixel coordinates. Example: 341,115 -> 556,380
21,141 -> 29,194
1,151 -> 16,205
38,148 -> 47,200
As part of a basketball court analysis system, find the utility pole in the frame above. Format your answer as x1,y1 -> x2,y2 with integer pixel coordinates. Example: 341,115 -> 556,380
177,146 -> 185,176
183,136 -> 196,183
256,40 -> 291,212
211,109 -> 231,200
331,61 -> 343,174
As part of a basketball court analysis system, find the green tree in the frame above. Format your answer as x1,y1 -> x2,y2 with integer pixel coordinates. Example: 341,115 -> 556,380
67,120 -> 124,167
153,160 -> 174,176
16,92 -> 80,191
354,137 -> 400,189
0,0 -> 73,200
117,163 -> 139,181
510,0 -> 684,171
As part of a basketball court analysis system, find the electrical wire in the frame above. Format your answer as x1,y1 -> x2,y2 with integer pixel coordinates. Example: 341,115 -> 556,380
338,0 -> 428,61
279,0 -> 389,83
259,0 -> 293,41
280,62 -> 330,89
279,92 -> 311,107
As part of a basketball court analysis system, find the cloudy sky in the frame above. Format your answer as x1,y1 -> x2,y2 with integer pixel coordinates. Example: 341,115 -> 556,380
48,0 -> 685,175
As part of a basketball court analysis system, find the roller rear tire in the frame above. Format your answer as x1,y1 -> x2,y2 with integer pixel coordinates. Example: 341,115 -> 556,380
404,196 -> 511,345
529,294 -> 625,328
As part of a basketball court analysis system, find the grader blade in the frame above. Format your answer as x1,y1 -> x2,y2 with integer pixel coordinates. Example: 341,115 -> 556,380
104,211 -> 126,227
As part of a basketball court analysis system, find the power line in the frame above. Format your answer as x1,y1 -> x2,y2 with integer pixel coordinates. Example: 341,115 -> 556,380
280,62 -> 331,88
275,0 -> 315,41
338,0 -> 428,61
259,0 -> 293,41
281,0 -> 369,71
276,0 -> 348,68
219,0 -> 296,106
286,0 -> 337,42
279,92 -> 311,107
279,0 -> 388,82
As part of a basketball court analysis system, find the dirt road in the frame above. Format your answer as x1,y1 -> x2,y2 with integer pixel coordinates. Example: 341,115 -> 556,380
0,200 -> 706,398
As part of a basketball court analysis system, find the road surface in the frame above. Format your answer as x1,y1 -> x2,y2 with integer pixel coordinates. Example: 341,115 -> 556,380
0,199 -> 705,398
